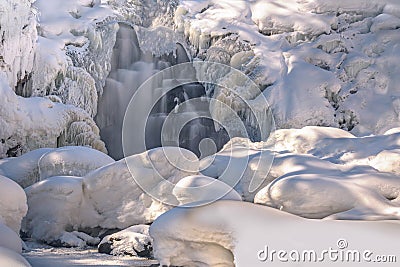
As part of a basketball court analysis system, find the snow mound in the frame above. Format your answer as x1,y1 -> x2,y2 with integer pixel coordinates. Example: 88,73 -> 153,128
23,147 -> 199,246
246,126 -> 400,219
83,147 -> 199,229
0,148 -> 54,188
0,223 -> 23,254
151,200 -> 400,267
98,225 -> 152,258
200,138 -> 274,202
23,176 -> 86,245
0,247 -> 31,267
0,175 -> 28,233
38,146 -> 114,180
173,175 -> 242,206
271,126 -> 400,169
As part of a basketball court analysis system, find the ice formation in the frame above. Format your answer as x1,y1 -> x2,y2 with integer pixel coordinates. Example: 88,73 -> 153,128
0,75 -> 106,159
0,0 -> 37,90
174,0 -> 400,135
151,200 -> 400,267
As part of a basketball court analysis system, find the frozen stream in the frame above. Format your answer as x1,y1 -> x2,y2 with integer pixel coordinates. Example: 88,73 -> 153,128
23,241 -> 158,267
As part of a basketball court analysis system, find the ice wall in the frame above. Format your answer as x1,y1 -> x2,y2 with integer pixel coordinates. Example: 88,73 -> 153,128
0,0 -> 37,90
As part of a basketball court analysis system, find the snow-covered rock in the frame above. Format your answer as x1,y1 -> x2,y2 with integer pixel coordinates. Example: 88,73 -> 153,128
98,225 -> 152,258
175,0 -> 400,135
82,147 -> 199,229
38,146 -> 114,180
200,138 -> 274,202
173,175 -> 242,206
0,223 -> 23,254
0,148 -> 54,188
23,147 -> 199,246
151,200 -> 400,267
0,247 -> 31,267
23,176 -> 86,245
0,175 -> 28,233
0,75 -> 107,159
30,0 -> 117,116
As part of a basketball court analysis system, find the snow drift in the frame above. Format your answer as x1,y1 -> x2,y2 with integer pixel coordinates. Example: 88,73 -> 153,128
151,200 -> 400,267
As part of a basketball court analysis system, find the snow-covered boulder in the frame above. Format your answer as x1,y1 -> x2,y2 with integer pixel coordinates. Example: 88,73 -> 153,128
83,147 -> 199,229
22,176 -> 86,245
0,223 -> 23,254
38,146 -> 114,180
255,164 -> 400,220
0,175 -> 28,233
98,225 -> 152,257
200,138 -> 274,202
0,146 -> 113,188
151,200 -> 400,267
23,147 -> 199,246
0,148 -> 53,188
0,247 -> 31,267
173,175 -> 242,206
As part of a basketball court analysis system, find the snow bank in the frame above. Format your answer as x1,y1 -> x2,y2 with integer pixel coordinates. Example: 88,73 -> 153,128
23,147 -> 199,246
98,225 -> 152,257
0,175 -> 28,233
82,147 -> 199,229
151,200 -> 400,267
0,247 -> 31,267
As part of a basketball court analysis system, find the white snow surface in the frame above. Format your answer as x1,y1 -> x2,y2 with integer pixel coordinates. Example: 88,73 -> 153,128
175,0 -> 400,135
0,75 -> 107,159
200,127 -> 400,220
0,223 -> 24,254
38,146 -> 114,180
0,146 -> 113,188
0,175 -> 28,233
22,147 -> 200,246
151,200 -> 400,267
0,247 -> 31,267
173,175 -> 242,206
